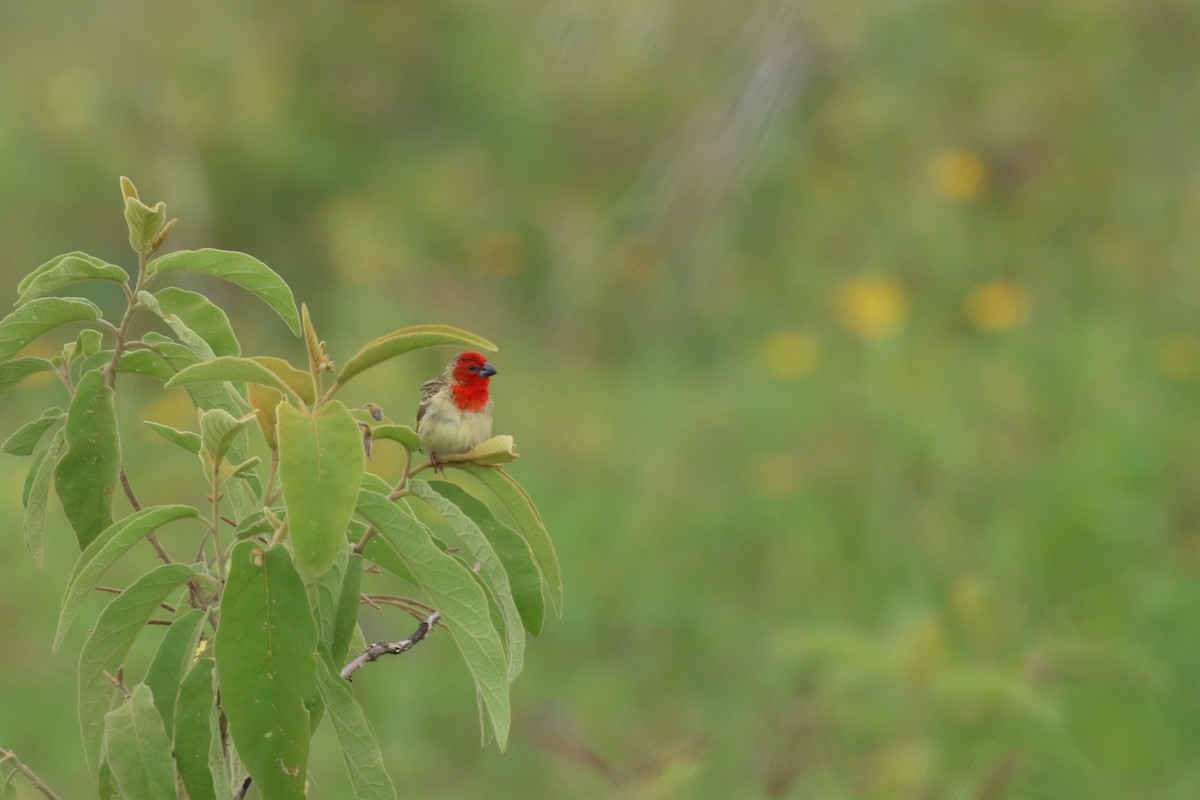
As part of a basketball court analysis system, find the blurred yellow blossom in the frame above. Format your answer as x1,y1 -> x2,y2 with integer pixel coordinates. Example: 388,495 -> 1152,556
1155,334 -> 1200,380
832,274 -> 909,339
759,330 -> 819,379
473,230 -> 527,278
964,280 -> 1031,332
931,149 -> 989,201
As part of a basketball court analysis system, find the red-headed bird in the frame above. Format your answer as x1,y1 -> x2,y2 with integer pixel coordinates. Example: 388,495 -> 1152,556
417,351 -> 497,470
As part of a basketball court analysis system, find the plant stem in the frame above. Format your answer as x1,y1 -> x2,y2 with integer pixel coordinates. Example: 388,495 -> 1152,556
340,611 -> 440,681
0,747 -> 64,800
211,462 -> 226,586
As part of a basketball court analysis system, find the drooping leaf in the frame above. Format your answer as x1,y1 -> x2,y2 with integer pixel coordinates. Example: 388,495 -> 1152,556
0,357 -> 54,398
137,290 -> 216,360
124,195 -> 167,254
456,465 -> 563,615
174,658 -> 218,800
23,429 -> 67,567
2,407 -> 64,456
0,297 -> 101,363
143,421 -> 202,455
55,504 -> 199,652
19,251 -> 109,295
143,608 -> 207,730
151,286 -> 240,357
370,424 -> 421,453
277,400 -> 365,576
103,684 -> 178,799
147,249 -> 301,335
124,334 -> 249,414
332,554 -> 365,667
16,255 -> 128,305
233,509 -> 276,541
216,541 -> 317,800
167,356 -> 298,402
78,563 -> 197,772
249,383 -> 284,450
355,489 -> 510,751
54,369 -> 121,549
410,479 -> 524,678
316,658 -> 397,800
334,325 -> 497,389
426,480 -> 545,636
251,356 -> 315,405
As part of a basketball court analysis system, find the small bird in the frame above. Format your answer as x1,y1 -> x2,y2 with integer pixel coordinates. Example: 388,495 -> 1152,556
417,351 -> 498,471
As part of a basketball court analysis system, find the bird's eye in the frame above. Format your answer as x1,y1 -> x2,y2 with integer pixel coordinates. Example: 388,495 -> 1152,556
468,365 -> 479,372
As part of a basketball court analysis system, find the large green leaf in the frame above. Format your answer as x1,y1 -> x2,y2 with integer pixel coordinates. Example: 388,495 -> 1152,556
22,429 -> 67,567
19,251 -> 105,294
151,286 -> 240,357
137,290 -> 216,360
370,424 -> 421,453
78,563 -> 197,773
278,400 -> 365,576
316,658 -> 397,800
199,408 -> 256,460
143,608 -> 207,731
216,541 -> 317,800
0,357 -> 54,398
147,249 -> 301,335
302,547 -> 348,649
334,325 -> 497,389
55,504 -> 199,652
425,479 -> 545,636
331,553 -> 365,668
16,255 -> 128,306
3,407 -> 64,456
174,658 -> 218,800
143,421 -> 202,455
0,297 -> 100,363
410,479 -> 524,678
54,369 -> 121,549
455,465 -> 563,616
167,356 -> 298,402
355,489 -> 510,751
124,333 -> 249,414
251,356 -> 316,405
103,684 -> 178,799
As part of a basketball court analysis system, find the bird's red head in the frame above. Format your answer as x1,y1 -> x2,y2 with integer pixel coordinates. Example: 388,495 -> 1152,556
449,351 -> 497,411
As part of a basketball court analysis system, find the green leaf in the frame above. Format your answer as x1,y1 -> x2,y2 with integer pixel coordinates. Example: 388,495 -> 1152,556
436,435 -> 519,466
371,424 -> 422,452
143,608 -> 206,731
174,658 -> 218,800
199,408 -> 256,460
97,758 -> 119,800
302,547 -> 348,649
411,479 -> 525,678
16,255 -> 128,305
3,406 -> 64,456
147,249 -> 301,336
0,356 -> 54,398
167,356 -> 299,402
251,356 -> 316,405
123,334 -> 249,414
124,196 -> 167,254
0,297 -> 101,363
137,290 -> 216,361
334,325 -> 497,389
143,421 -> 201,455
278,400 -> 365,576
233,509 -> 276,541
316,659 -> 397,800
151,286 -> 240,357
78,564 -> 197,772
355,489 -> 510,751
19,251 -> 108,295
55,504 -> 199,652
54,369 -> 121,549
426,480 -> 545,636
216,541 -> 317,800
23,429 -> 66,567
456,465 -> 563,616
103,684 -> 178,799
332,554 -> 365,668
74,327 -> 103,358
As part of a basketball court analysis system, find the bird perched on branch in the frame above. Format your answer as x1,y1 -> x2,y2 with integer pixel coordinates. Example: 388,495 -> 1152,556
417,351 -> 497,471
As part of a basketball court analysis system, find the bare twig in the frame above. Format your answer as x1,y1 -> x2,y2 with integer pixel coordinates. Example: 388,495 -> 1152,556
0,746 -> 64,800
341,611 -> 441,681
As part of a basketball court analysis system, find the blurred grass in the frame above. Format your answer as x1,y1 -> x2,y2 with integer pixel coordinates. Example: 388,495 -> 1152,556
3,0 -> 1200,797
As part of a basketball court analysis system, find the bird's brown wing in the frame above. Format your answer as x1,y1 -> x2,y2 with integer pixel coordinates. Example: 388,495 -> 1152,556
417,375 -> 449,426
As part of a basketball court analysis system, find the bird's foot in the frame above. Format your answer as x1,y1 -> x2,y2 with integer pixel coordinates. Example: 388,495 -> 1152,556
429,452 -> 445,475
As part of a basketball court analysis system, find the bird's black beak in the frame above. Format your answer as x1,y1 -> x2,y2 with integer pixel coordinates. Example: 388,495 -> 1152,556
480,361 -> 498,378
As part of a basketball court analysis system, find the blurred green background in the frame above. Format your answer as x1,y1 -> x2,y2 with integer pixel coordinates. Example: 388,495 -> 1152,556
3,0 -> 1200,797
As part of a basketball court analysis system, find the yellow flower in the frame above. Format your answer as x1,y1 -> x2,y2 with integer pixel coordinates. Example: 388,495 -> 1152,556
759,330 -> 819,379
1156,334 -> 1200,380
964,281 -> 1031,332
930,149 -> 988,201
832,274 -> 908,340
